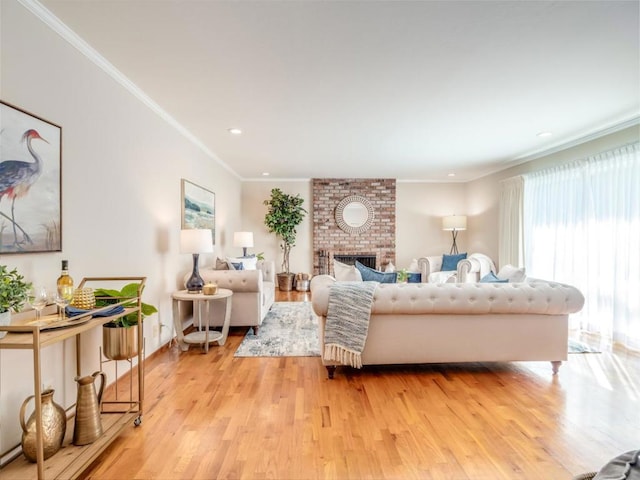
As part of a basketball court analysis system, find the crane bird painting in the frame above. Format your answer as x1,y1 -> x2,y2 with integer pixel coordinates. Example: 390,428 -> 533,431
0,101 -> 61,253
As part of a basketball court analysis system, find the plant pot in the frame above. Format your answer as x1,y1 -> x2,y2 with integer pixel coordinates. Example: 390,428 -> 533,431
277,273 -> 295,291
102,324 -> 138,360
0,311 -> 10,339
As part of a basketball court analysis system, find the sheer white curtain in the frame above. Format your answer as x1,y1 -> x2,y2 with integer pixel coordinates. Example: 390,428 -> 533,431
523,143 -> 640,349
498,176 -> 524,268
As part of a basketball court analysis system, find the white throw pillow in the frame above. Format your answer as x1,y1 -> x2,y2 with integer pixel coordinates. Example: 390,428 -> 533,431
227,256 -> 258,271
333,260 -> 363,281
497,264 -> 526,282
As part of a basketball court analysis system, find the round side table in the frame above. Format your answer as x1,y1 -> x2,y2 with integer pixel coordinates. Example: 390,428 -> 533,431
171,288 -> 233,353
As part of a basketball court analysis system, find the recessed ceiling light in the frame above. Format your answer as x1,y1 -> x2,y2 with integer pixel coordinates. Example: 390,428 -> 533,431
262,172 -> 270,176
537,131 -> 553,137
447,173 -> 456,177
227,128 -> 242,135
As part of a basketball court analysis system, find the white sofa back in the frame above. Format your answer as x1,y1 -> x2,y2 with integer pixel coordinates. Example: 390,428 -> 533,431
311,275 -> 584,317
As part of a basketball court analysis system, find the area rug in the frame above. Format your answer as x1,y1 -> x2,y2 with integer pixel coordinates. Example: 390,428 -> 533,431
568,338 -> 601,353
234,302 -> 321,357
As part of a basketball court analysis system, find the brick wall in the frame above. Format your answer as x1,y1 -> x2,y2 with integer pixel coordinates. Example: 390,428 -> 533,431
312,178 -> 396,275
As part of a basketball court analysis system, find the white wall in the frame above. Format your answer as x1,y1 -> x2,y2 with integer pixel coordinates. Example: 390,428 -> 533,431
0,0 -> 242,455
241,180 -> 313,274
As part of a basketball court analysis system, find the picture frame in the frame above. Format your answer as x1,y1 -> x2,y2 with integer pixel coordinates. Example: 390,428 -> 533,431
0,101 -> 62,254
181,179 -> 215,242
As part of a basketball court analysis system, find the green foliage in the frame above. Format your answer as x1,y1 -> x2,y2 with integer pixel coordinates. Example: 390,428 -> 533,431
0,265 -> 32,314
396,269 -> 409,283
263,188 -> 307,273
94,282 -> 158,328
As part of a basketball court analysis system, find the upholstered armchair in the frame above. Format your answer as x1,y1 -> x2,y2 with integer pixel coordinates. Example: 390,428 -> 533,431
418,253 -> 496,283
457,253 -> 497,283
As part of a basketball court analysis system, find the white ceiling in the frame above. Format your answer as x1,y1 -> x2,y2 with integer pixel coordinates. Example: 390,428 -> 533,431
39,0 -> 640,181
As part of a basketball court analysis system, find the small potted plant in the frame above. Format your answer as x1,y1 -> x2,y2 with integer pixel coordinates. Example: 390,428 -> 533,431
94,283 -> 157,360
396,269 -> 409,283
0,265 -> 32,338
263,188 -> 307,291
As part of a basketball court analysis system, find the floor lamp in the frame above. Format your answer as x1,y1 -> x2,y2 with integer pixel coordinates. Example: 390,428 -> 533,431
442,215 -> 467,255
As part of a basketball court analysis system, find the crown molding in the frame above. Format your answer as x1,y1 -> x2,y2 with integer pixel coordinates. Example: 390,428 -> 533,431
17,0 -> 240,180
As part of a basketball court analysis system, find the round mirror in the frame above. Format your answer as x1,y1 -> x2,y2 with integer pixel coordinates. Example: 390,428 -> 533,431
335,195 -> 375,234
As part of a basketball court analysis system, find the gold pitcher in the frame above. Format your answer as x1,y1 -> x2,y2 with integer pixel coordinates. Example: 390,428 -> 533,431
73,371 -> 106,446
20,389 -> 66,462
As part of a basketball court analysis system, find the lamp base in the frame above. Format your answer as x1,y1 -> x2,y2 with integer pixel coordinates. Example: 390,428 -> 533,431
186,253 -> 204,294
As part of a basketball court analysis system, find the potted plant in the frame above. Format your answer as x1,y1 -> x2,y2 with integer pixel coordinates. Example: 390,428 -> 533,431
396,269 -> 409,283
94,283 -> 157,360
0,265 -> 32,338
263,188 -> 307,291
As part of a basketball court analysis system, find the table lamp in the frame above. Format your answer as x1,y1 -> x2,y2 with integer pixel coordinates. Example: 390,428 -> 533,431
442,215 -> 467,254
233,231 -> 254,257
180,229 -> 213,293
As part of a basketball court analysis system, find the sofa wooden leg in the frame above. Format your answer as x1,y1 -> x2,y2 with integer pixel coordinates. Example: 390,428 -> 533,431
551,361 -> 561,374
252,326 -> 259,335
326,366 -> 336,379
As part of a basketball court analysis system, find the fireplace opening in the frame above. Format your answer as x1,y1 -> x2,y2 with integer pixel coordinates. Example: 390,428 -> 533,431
333,254 -> 376,269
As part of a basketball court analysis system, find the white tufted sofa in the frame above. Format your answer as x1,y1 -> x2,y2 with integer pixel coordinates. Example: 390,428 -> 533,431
310,275 -> 585,378
188,260 -> 276,334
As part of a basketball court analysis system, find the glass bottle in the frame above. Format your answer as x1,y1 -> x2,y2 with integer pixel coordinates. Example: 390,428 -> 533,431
56,260 -> 74,295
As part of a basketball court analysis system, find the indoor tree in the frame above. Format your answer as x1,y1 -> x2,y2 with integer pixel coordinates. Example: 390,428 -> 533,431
263,188 -> 307,290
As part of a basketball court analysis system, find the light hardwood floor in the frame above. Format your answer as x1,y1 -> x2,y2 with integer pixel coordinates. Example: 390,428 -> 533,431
81,290 -> 639,480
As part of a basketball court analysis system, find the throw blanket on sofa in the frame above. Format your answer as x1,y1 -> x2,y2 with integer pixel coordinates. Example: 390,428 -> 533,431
324,281 -> 378,368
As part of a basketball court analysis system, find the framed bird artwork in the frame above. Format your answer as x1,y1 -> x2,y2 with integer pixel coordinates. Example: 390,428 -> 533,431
0,101 -> 62,254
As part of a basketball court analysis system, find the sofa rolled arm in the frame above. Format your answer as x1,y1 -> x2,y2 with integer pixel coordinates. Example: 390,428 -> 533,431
259,260 -> 276,283
310,275 -> 335,317
418,256 -> 443,282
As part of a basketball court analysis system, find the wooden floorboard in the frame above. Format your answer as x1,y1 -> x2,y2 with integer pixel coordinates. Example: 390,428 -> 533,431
79,290 -> 640,480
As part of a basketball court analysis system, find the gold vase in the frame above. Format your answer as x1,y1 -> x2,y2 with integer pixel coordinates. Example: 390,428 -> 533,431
73,371 -> 106,446
20,389 -> 67,462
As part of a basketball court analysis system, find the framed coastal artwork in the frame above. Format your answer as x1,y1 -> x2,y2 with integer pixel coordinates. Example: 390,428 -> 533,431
0,101 -> 62,254
181,179 -> 215,242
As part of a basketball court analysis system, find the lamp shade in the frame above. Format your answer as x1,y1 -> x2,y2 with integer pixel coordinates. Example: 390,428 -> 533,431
180,229 -> 213,254
442,215 -> 467,231
233,231 -> 254,248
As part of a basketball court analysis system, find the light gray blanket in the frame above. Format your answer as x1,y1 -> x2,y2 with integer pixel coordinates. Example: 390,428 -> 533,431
324,281 -> 378,368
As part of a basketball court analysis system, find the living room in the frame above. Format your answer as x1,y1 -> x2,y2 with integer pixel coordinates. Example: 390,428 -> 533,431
1,0 -> 639,478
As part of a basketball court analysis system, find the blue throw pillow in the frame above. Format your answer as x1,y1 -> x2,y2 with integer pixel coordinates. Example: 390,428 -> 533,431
407,272 -> 422,283
355,261 -> 397,283
441,252 -> 467,271
480,272 -> 508,283
230,262 -> 244,270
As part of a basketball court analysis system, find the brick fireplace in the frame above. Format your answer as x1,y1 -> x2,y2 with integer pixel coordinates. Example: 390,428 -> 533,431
312,178 -> 396,275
